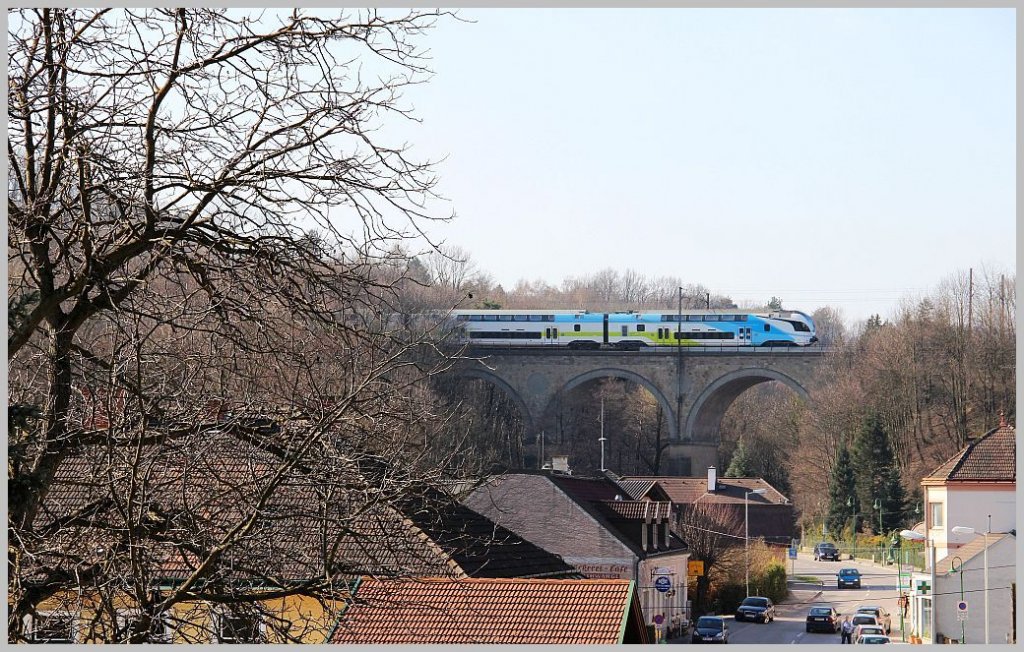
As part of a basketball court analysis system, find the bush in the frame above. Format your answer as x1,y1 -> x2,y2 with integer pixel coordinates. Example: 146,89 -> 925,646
751,561 -> 788,603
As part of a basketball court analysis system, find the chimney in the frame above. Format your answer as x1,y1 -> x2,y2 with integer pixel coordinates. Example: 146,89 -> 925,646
551,455 -> 570,473
707,466 -> 717,493
999,410 -> 1007,428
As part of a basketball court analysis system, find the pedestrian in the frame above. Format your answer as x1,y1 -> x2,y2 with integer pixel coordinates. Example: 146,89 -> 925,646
899,592 -> 909,619
841,616 -> 854,644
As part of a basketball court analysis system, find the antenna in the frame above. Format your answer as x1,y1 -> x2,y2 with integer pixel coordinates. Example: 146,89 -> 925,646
598,397 -> 607,472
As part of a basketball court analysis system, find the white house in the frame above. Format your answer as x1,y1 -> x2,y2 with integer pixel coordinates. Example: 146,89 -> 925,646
920,418 -> 1015,561
932,532 -> 1016,644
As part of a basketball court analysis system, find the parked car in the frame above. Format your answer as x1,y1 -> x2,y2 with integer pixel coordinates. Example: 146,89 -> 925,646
856,606 -> 892,634
854,625 -> 886,639
814,542 -> 840,561
691,616 -> 729,644
735,596 -> 775,623
856,634 -> 891,644
837,568 -> 862,589
805,605 -> 840,633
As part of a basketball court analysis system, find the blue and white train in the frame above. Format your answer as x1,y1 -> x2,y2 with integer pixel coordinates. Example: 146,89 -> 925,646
450,309 -> 817,349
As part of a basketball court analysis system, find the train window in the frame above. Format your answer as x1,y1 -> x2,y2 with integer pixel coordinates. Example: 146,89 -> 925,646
498,315 -> 512,321
636,324 -> 645,332
704,315 -> 720,321
733,315 -> 747,321
764,324 -> 771,332
528,315 -> 542,321
621,326 -> 628,336
574,324 -> 581,332
483,315 -> 497,321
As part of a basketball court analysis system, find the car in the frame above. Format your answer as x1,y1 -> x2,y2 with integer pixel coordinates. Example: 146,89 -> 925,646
837,568 -> 862,589
856,606 -> 892,634
814,542 -> 840,561
805,605 -> 840,633
850,613 -> 880,635
735,596 -> 775,623
856,634 -> 891,644
854,625 -> 886,639
691,616 -> 729,644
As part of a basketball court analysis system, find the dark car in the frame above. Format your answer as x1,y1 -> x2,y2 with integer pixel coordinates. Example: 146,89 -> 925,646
805,605 -> 840,633
691,616 -> 729,644
814,542 -> 840,561
837,567 -> 862,589
735,596 -> 775,623
856,606 -> 892,634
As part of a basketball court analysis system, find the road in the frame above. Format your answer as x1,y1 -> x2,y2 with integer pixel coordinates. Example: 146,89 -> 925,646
673,552 -> 908,645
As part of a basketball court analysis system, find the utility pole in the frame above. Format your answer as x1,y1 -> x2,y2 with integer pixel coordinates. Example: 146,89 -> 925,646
676,287 -> 683,446
598,398 -> 606,472
967,267 -> 974,337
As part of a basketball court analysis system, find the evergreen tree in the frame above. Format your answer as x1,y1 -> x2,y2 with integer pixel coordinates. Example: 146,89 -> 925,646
724,437 -> 792,496
851,414 -> 906,533
725,438 -> 756,477
826,446 -> 856,538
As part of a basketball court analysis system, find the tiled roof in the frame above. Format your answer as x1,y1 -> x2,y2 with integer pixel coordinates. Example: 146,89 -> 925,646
923,424 -> 1016,483
623,476 -> 789,505
29,429 -> 578,588
330,577 -> 644,644
936,533 -> 1014,575
595,500 -> 673,521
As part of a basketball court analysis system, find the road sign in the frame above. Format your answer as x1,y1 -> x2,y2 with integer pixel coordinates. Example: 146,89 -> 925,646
653,614 -> 665,625
956,601 -> 968,621
654,576 -> 672,593
788,546 -> 798,559
688,560 -> 705,577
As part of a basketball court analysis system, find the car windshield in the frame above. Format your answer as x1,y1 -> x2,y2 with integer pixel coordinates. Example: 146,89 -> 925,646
861,637 -> 889,644
696,618 -> 723,630
858,608 -> 881,615
853,615 -> 876,624
809,608 -> 832,616
742,598 -> 768,607
840,569 -> 859,576
818,543 -> 836,549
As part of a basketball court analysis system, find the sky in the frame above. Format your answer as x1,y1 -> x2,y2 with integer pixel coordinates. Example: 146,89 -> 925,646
390,9 -> 1015,324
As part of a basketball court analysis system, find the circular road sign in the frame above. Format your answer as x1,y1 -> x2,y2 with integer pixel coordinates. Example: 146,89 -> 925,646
654,576 -> 672,593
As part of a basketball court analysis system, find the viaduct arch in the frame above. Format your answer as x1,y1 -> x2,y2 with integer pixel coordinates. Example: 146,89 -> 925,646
449,348 -> 825,475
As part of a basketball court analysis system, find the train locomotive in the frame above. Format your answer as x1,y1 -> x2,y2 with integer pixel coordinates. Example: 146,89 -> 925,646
450,309 -> 817,349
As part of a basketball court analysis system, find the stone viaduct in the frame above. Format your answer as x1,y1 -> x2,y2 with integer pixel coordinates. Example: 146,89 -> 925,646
450,347 -> 827,475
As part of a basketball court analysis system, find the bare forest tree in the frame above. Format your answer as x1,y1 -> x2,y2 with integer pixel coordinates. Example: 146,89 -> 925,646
673,500 -> 743,613
6,8 -> 485,643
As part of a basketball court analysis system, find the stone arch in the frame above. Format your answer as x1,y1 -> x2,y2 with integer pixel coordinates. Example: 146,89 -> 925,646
684,367 -> 810,443
450,368 -> 535,435
546,367 -> 679,441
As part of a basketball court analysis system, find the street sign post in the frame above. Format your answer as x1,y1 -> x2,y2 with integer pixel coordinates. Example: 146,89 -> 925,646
956,601 -> 968,622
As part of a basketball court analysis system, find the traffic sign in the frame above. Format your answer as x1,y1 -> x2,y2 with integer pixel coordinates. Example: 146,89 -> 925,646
788,546 -> 798,559
956,601 -> 968,621
654,576 -> 672,593
653,614 -> 665,625
688,560 -> 705,577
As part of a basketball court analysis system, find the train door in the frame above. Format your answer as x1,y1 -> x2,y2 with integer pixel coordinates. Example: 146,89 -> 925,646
544,326 -> 559,345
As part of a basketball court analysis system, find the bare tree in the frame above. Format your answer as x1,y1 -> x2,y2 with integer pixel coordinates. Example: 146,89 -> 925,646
673,500 -> 743,614
7,7 -> 480,643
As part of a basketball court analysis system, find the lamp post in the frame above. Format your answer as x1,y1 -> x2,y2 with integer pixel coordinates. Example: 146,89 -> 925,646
890,532 -> 906,642
952,522 -> 990,644
873,498 -> 883,534
949,556 -> 965,644
745,488 -> 767,597
901,529 -> 934,644
847,496 -> 858,559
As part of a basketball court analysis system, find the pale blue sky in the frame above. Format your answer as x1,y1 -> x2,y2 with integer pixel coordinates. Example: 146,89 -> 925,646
394,8 -> 1015,323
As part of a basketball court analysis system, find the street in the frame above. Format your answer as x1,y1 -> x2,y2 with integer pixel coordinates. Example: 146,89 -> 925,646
674,551 -> 907,644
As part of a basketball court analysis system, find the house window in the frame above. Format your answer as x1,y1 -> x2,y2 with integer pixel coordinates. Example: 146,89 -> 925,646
117,611 -> 172,643
214,611 -> 265,644
28,612 -> 77,643
929,502 -> 944,528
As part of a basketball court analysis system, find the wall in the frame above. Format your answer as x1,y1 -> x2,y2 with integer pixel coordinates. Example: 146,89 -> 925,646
928,484 -> 1016,559
638,553 -> 690,635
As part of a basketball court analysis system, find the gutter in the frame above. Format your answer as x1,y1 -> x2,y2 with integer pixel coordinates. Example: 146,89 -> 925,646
617,579 -> 637,644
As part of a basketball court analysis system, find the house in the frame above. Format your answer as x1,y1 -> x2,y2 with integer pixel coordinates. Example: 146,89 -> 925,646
16,424 -> 579,643
920,417 -> 1016,561
462,471 -> 690,637
903,416 -> 1017,645
929,532 -> 1016,644
329,577 -> 651,644
620,467 -> 796,547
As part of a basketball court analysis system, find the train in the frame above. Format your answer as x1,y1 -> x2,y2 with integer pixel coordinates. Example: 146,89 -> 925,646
450,309 -> 818,349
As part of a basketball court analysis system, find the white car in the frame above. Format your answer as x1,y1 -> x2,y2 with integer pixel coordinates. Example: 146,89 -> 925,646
856,634 -> 891,644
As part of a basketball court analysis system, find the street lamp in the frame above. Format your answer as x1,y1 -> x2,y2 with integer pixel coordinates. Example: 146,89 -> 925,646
890,532 -> 906,642
847,496 -> 858,558
873,498 -> 883,534
952,523 -> 990,644
745,488 -> 767,597
901,529 -> 936,644
949,556 -> 965,644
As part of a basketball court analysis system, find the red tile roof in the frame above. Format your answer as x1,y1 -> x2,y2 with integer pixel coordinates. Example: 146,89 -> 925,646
595,500 -> 673,521
330,577 -> 646,644
923,424 -> 1016,483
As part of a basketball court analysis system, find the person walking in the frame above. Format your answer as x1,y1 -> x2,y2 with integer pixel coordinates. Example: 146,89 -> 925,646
841,616 -> 854,644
